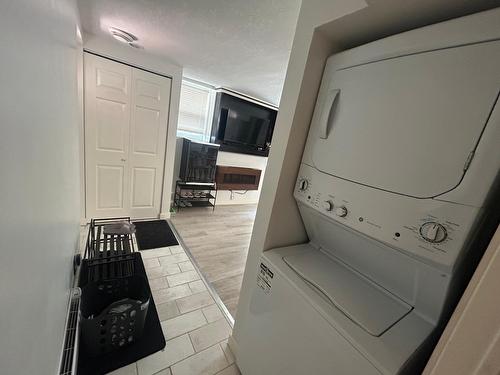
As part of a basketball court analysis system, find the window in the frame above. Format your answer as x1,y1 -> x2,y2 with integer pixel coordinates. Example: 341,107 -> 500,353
176,80 -> 214,142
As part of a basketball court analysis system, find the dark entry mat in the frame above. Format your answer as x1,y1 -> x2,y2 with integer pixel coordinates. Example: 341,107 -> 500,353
77,253 -> 166,375
134,220 -> 179,250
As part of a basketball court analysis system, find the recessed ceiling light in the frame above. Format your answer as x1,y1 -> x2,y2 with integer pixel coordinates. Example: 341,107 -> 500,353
109,27 -> 138,44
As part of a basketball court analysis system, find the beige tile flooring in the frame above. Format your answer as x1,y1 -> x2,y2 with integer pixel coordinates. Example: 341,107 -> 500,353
170,204 -> 257,317
84,242 -> 240,375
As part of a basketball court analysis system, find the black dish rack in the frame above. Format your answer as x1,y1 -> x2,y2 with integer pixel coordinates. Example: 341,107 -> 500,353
84,217 -> 136,283
80,217 -> 151,357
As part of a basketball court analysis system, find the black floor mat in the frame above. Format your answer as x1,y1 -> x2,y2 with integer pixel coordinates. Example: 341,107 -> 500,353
134,220 -> 179,250
77,253 -> 166,375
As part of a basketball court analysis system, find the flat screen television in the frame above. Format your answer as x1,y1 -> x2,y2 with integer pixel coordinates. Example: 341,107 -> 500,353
211,91 -> 277,156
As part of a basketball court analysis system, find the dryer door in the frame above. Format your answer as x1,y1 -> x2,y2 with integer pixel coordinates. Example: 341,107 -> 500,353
311,41 -> 500,198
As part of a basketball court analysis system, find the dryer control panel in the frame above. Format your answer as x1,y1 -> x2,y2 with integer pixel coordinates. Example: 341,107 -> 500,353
295,163 -> 479,270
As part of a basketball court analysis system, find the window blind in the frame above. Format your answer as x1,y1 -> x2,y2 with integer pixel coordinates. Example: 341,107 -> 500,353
177,82 -> 212,140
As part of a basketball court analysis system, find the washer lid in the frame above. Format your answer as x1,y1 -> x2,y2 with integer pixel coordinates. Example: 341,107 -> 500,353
284,249 -> 412,336
311,41 -> 500,198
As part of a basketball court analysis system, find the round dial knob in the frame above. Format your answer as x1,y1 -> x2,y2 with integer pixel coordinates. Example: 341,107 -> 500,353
335,206 -> 348,217
322,200 -> 333,211
419,222 -> 447,243
298,178 -> 309,191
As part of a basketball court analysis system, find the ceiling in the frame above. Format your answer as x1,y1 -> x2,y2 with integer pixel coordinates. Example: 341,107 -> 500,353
77,0 -> 301,106
319,0 -> 500,50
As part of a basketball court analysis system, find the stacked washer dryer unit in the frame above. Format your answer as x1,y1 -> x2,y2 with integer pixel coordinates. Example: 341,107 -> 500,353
234,9 -> 500,375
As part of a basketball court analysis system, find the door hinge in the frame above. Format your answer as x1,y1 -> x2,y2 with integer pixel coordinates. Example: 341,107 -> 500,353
463,151 -> 475,172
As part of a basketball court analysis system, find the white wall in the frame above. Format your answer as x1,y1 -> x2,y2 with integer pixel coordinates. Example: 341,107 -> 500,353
0,1 -> 82,374
231,0 -> 500,363
230,0 -> 367,357
216,151 -> 268,205
82,34 -> 183,219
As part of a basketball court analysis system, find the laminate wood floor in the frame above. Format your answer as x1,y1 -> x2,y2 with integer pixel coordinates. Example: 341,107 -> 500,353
170,204 -> 257,318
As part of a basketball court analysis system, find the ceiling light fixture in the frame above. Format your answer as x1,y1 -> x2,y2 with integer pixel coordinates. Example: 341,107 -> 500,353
128,43 -> 144,49
109,27 -> 140,47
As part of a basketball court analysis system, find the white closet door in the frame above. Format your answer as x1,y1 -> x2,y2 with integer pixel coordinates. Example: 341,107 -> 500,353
84,53 -> 171,219
128,68 -> 171,218
85,54 -> 132,218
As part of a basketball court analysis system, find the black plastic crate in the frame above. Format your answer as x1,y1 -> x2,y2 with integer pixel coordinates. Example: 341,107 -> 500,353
80,275 -> 150,357
77,253 -> 166,375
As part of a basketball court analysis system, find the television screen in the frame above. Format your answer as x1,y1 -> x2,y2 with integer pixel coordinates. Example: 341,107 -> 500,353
224,109 -> 270,148
211,92 -> 277,156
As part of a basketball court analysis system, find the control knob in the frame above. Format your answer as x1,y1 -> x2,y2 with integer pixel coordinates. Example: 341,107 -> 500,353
298,178 -> 309,191
419,222 -> 447,243
335,206 -> 348,217
322,200 -> 333,211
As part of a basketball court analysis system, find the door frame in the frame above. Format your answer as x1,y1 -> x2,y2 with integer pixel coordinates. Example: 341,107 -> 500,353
79,42 -> 182,224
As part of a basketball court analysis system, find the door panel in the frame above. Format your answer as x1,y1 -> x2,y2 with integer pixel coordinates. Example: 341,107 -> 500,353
95,67 -> 129,100
128,68 -> 171,218
95,99 -> 128,152
85,53 -> 171,219
96,165 -> 124,209
136,79 -> 162,103
311,41 -> 500,198
131,167 -> 156,207
133,107 -> 161,154
85,54 -> 131,218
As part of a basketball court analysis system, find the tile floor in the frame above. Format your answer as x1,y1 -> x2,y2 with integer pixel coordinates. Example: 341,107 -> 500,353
82,238 -> 241,375
170,204 -> 257,317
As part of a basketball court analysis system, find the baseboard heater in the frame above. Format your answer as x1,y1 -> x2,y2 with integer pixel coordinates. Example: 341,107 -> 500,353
59,288 -> 81,375
215,166 -> 262,190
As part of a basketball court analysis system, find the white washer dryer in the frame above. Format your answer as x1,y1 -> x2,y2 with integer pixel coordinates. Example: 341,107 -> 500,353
235,8 -> 500,375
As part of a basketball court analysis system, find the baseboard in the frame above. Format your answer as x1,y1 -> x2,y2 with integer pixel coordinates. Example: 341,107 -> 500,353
215,201 -> 259,206
228,335 -> 239,359
160,212 -> 171,219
